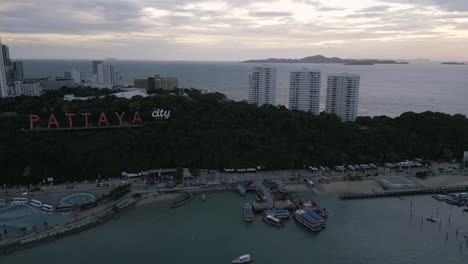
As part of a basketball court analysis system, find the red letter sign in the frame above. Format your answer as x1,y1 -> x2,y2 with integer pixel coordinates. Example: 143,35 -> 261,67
132,112 -> 143,125
115,112 -> 125,126
48,114 -> 60,129
65,113 -> 76,128
29,114 -> 40,129
81,113 -> 91,127
98,112 -> 109,126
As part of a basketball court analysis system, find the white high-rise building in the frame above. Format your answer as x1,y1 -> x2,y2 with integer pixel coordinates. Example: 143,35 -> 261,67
249,65 -> 276,106
0,46 -> 7,98
64,69 -> 82,84
94,61 -> 115,88
325,73 -> 360,122
289,69 -> 321,114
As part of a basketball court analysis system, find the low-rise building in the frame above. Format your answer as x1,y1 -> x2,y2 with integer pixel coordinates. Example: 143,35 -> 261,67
9,81 -> 42,96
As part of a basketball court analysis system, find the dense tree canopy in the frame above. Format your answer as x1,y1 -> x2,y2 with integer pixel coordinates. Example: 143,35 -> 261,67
0,88 -> 467,185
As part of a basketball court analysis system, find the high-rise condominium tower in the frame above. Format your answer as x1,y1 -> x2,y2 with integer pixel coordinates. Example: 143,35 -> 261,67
289,70 -> 321,114
248,65 -> 276,106
325,73 -> 360,122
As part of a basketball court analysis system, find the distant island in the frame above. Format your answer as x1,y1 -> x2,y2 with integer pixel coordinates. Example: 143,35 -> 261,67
242,55 -> 409,65
441,62 -> 465,65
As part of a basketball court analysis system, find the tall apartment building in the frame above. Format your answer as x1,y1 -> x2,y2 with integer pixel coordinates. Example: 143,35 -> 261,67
248,65 -> 276,106
12,61 -> 23,82
289,69 -> 321,114
64,69 -> 81,84
96,63 -> 115,87
325,73 -> 360,122
0,45 -> 7,97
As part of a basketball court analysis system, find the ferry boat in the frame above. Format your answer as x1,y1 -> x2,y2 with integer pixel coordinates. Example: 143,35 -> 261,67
263,208 -> 290,219
243,203 -> 254,222
302,200 -> 328,218
170,193 -> 193,208
232,254 -> 253,263
304,208 -> 326,229
294,209 -> 323,232
263,215 -> 284,228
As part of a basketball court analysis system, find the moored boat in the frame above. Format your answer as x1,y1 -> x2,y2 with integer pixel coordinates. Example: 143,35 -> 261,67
294,209 -> 322,232
169,193 -> 193,208
263,208 -> 290,219
463,205 -> 468,212
243,202 -> 254,222
263,215 -> 284,228
432,194 -> 448,201
302,200 -> 328,218
232,254 -> 253,263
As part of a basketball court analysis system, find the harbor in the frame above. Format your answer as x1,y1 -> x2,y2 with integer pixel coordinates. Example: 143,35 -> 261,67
1,192 -> 467,264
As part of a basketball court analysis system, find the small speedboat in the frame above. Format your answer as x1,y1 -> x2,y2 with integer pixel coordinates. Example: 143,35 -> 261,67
232,254 -> 253,263
463,205 -> 468,212
426,217 -> 437,223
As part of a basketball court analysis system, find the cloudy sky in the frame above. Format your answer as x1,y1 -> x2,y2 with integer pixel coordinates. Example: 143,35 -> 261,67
1,0 -> 468,61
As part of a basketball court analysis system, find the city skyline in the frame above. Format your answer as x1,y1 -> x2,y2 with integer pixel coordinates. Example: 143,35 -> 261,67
1,0 -> 468,61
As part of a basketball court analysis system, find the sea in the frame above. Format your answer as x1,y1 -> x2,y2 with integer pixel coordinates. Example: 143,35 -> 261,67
21,60 -> 468,117
2,192 -> 468,264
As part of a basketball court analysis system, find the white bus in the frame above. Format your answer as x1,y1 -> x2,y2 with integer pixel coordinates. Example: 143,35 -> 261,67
11,197 -> 29,205
41,204 -> 55,212
30,199 -> 42,208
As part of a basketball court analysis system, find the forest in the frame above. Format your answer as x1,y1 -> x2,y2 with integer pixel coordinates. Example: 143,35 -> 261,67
0,87 -> 467,185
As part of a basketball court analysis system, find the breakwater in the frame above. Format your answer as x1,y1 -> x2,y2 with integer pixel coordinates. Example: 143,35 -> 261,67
340,185 -> 468,200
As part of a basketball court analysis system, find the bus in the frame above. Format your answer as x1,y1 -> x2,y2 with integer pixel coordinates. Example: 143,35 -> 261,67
30,199 -> 42,208
41,204 -> 55,212
11,197 -> 28,205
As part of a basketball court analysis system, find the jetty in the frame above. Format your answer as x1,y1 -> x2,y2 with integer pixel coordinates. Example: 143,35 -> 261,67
340,185 -> 468,200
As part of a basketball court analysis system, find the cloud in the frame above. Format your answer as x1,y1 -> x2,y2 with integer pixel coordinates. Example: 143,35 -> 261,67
1,0 -> 468,60
249,11 -> 292,17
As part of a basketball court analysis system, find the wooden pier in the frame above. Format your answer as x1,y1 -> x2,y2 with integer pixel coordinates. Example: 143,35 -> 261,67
340,185 -> 468,200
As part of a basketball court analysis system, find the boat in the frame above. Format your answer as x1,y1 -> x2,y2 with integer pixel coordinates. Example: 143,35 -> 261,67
263,208 -> 290,219
243,203 -> 254,222
464,205 -> 468,212
432,195 -> 448,201
232,254 -> 253,263
202,194 -> 206,201
294,209 -> 323,232
304,208 -> 326,229
170,193 -> 193,208
263,215 -> 284,228
426,217 -> 436,223
302,200 -> 328,218
237,185 -> 247,196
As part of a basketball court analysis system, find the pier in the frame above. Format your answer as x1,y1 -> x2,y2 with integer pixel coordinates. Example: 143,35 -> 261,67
340,185 -> 468,200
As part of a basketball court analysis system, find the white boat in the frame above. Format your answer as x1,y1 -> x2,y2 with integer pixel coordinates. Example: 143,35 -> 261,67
232,254 -> 253,263
463,205 -> 468,212
202,194 -> 206,201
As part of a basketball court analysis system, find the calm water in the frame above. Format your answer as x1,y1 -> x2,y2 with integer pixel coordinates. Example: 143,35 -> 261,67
2,192 -> 468,263
21,60 -> 468,117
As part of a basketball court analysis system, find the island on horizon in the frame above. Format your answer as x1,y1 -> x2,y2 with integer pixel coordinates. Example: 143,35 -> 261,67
441,62 -> 466,65
242,55 -> 409,65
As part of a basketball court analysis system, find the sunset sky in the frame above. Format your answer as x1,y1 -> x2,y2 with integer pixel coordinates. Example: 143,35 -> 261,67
1,0 -> 468,61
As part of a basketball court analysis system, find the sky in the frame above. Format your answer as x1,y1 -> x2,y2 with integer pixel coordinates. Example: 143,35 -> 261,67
1,0 -> 468,61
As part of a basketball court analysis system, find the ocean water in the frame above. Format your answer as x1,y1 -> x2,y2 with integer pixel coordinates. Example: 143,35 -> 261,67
21,60 -> 468,117
2,193 -> 468,264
